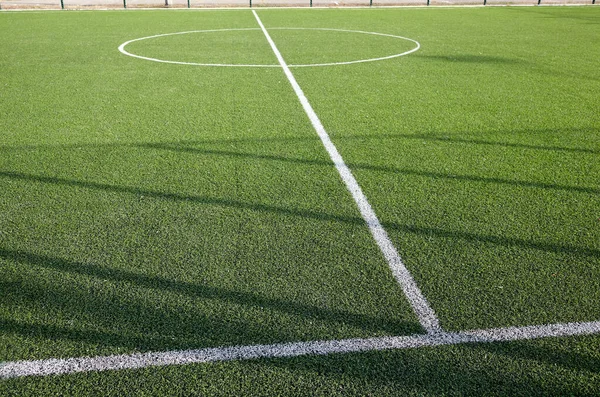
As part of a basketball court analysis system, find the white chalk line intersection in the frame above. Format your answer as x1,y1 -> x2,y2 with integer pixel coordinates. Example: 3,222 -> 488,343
252,10 -> 440,333
5,12 -> 597,382
2,321 -> 599,379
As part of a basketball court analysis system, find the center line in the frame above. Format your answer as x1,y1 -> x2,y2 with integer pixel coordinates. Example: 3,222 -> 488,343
252,10 -> 441,333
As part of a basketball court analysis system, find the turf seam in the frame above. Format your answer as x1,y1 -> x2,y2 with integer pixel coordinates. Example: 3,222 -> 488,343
2,321 -> 599,379
252,9 -> 441,334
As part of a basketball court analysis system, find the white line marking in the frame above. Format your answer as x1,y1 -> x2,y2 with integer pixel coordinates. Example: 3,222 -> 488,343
118,28 -> 278,68
2,321 -> 599,379
252,10 -> 440,333
118,28 -> 419,68
269,28 -> 420,68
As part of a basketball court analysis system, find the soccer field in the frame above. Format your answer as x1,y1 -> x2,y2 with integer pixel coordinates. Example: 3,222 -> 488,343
1,6 -> 599,395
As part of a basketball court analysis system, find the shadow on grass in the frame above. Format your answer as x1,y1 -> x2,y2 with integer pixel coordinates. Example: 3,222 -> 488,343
393,224 -> 600,259
246,338 -> 600,396
417,46 -> 600,83
0,275 -> 298,354
508,6 -> 600,24
0,248 -> 422,351
0,318 -> 175,353
0,127 -> 597,155
3,133 -> 598,195
471,339 -> 600,375
137,142 -> 600,195
0,277 -> 275,353
0,170 -> 598,259
3,338 -> 599,395
343,130 -> 600,155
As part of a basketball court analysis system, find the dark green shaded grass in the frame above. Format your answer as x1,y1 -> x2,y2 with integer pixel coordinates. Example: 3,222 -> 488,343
0,10 -> 422,362
259,7 -> 600,330
2,335 -> 599,396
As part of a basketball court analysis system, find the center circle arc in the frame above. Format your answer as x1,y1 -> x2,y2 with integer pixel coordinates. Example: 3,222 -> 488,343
118,28 -> 420,68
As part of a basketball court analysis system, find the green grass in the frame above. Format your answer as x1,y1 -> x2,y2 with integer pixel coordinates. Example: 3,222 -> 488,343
3,335 -> 600,396
1,6 -> 599,394
260,7 -> 600,330
0,10 -> 422,363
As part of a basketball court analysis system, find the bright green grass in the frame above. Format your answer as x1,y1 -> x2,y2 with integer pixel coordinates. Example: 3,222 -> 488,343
259,6 -> 600,330
0,10 -> 422,363
123,28 -> 417,66
124,29 -> 277,65
1,6 -> 599,394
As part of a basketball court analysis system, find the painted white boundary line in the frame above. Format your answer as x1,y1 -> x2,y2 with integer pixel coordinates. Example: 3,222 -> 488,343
2,321 -> 599,379
252,9 -> 440,333
118,28 -> 419,68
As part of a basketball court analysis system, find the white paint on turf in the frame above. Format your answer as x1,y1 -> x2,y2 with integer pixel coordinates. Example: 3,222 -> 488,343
117,28 -> 277,68
118,28 -> 420,68
2,321 -> 599,379
266,28 -> 420,68
2,15 -> 599,380
252,10 -> 440,333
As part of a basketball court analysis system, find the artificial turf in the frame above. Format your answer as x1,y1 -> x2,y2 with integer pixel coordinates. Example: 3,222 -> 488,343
260,6 -> 600,330
2,335 -> 599,396
1,5 -> 599,393
1,10 -> 423,363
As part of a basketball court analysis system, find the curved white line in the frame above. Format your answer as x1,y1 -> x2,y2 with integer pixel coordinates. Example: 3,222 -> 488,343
117,28 -> 420,68
117,28 -> 279,68
271,28 -> 421,67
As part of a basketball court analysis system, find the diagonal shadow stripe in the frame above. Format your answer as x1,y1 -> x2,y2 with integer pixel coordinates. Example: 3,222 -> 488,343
0,127 -> 597,155
0,170 -> 598,259
349,132 -> 600,155
139,142 -> 600,195
0,248 -> 421,336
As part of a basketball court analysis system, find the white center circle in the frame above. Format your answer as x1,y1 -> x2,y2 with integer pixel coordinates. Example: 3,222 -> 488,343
118,28 -> 420,68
